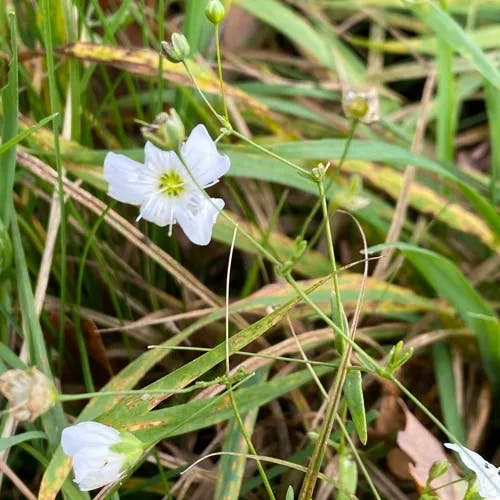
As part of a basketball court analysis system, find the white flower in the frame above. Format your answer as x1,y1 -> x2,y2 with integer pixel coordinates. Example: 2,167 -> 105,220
61,422 -> 143,491
103,124 -> 230,246
445,443 -> 500,499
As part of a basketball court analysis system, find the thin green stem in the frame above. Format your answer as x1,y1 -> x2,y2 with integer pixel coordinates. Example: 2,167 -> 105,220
152,345 -> 340,369
214,23 -> 229,121
180,60 -> 308,177
298,172 -> 356,499
389,375 -> 459,443
176,153 -> 280,265
231,129 -> 310,176
227,388 -> 277,499
57,384 -> 230,402
181,61 -> 224,124
224,226 -> 276,499
297,119 -> 358,244
318,177 -> 343,331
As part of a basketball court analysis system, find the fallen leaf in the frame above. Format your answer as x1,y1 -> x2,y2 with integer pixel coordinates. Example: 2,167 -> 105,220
397,401 -> 461,500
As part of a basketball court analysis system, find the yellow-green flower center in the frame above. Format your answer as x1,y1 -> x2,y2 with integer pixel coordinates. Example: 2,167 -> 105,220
159,170 -> 185,197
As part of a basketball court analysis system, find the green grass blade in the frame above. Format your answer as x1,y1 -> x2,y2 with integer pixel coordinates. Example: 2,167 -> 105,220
130,366 -> 330,442
39,277 -> 328,497
368,242 -> 500,392
0,113 -> 58,157
410,1 -> 500,88
233,0 -> 331,67
484,80 -> 500,204
432,343 -> 465,443
0,10 -> 18,226
0,431 -> 47,452
10,216 -> 67,448
436,19 -> 456,165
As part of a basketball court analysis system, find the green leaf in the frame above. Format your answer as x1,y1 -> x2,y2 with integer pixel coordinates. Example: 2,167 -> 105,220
0,10 -> 19,227
368,243 -> 500,392
233,0 -> 330,66
337,453 -> 358,500
39,277 -> 328,497
128,366 -> 330,442
0,431 -> 46,452
344,369 -> 367,445
410,1 -> 500,88
432,343 -> 465,443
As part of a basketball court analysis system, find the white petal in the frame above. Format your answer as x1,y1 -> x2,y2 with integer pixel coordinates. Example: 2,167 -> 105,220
181,124 -> 230,187
144,141 -> 183,175
61,422 -> 120,456
73,452 -> 124,491
103,153 -> 152,204
445,443 -> 500,499
176,196 -> 224,246
138,193 -> 175,227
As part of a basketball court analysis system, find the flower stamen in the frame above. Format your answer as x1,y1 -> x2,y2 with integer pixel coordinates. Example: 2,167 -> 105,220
158,170 -> 185,197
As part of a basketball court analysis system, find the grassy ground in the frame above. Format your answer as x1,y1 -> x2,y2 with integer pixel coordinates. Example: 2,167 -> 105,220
0,0 -> 499,498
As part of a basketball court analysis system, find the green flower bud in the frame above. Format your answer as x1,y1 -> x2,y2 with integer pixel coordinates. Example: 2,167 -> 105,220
342,88 -> 379,124
161,33 -> 190,63
0,219 -> 12,281
427,459 -> 450,483
387,340 -> 413,372
205,0 -> 225,24
140,109 -> 185,151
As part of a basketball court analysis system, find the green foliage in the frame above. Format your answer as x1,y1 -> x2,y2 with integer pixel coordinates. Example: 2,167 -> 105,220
1,1 -> 498,498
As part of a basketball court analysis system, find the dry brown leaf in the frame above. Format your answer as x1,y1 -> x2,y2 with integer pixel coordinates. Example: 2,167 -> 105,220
387,448 -> 413,480
397,401 -> 461,500
375,380 -> 404,436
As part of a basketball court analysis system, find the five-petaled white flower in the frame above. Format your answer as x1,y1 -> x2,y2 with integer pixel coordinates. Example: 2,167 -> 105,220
61,421 -> 143,491
103,124 -> 230,246
445,443 -> 500,499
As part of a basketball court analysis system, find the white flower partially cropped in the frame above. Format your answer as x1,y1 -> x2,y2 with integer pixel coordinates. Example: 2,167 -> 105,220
445,443 -> 500,499
62,421 -> 143,491
103,124 -> 230,246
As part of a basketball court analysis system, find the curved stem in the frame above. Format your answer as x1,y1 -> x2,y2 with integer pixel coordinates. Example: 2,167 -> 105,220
214,23 -> 229,122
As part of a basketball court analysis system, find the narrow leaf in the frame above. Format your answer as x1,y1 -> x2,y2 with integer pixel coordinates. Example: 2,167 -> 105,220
344,369 -> 367,445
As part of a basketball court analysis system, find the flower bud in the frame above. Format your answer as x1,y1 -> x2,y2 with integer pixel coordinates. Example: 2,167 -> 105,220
387,340 -> 413,372
0,219 -> 13,281
427,459 -> 450,483
205,0 -> 225,24
140,109 -> 186,151
62,421 -> 145,491
342,88 -> 379,124
0,367 -> 57,421
161,33 -> 190,63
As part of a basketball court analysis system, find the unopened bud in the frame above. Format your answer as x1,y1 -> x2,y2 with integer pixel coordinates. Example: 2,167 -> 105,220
387,340 -> 413,372
161,33 -> 190,63
0,367 -> 57,421
140,109 -> 185,151
428,459 -> 450,483
206,0 -> 225,24
342,88 -> 379,124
